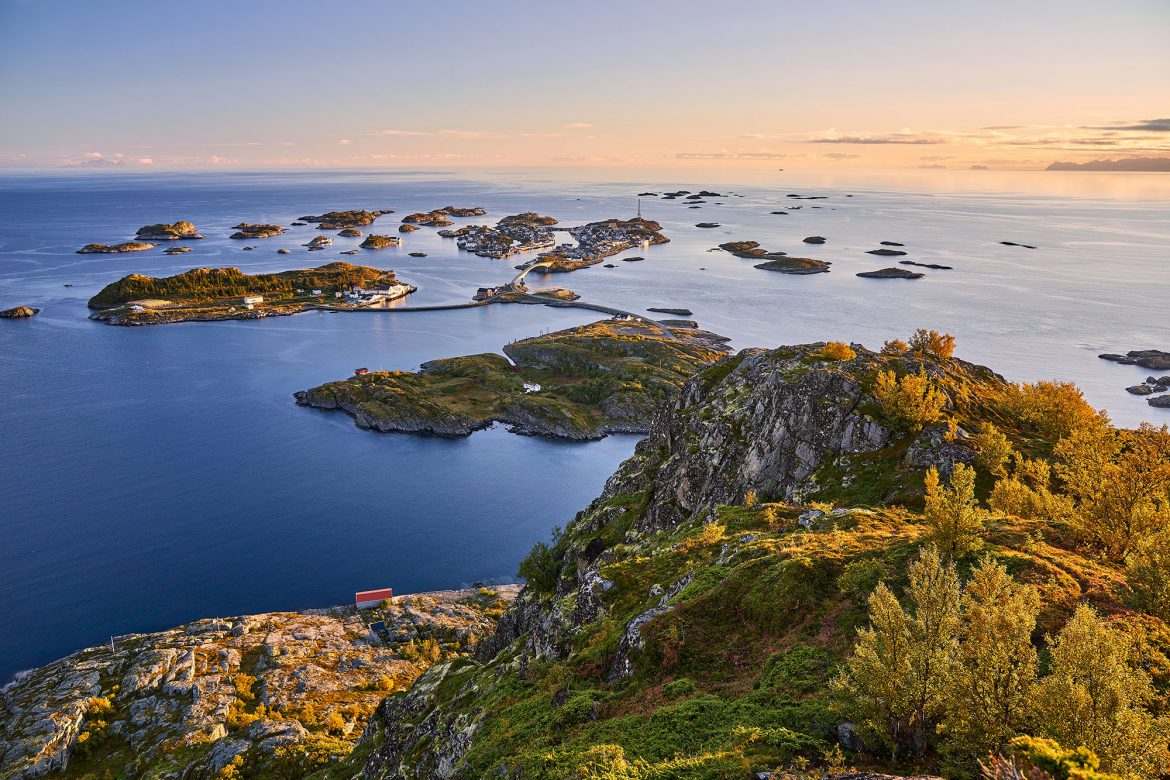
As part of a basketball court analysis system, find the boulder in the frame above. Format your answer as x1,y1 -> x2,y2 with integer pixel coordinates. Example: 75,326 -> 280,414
1,306 -> 40,318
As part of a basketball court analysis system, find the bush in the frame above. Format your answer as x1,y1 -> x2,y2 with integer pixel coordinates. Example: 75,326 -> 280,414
873,369 -> 947,431
881,339 -> 910,354
998,381 -> 1103,442
909,329 -> 955,359
664,678 -> 697,699
971,423 -> 1013,478
518,527 -> 564,594
816,341 -> 857,361
554,693 -> 598,728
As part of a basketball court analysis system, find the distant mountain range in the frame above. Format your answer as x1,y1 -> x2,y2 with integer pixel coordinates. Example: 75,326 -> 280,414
1047,156 -> 1170,171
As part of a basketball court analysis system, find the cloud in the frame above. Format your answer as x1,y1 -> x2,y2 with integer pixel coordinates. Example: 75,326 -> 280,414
561,122 -> 593,129
808,134 -> 944,145
338,138 -> 351,145
675,150 -> 789,160
1091,118 -> 1170,132
823,152 -> 862,160
84,151 -> 103,158
367,128 -> 505,139
137,157 -> 154,165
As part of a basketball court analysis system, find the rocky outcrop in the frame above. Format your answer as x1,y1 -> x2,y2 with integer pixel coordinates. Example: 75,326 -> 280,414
76,242 -> 155,254
756,257 -> 831,274
134,221 -> 203,240
0,587 -> 518,779
1100,349 -> 1170,371
0,306 -> 39,318
230,224 -> 285,240
866,248 -> 907,257
360,234 -> 401,249
857,267 -> 923,279
299,210 -> 382,229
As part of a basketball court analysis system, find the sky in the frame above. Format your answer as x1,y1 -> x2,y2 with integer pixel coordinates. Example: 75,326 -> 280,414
0,0 -> 1167,171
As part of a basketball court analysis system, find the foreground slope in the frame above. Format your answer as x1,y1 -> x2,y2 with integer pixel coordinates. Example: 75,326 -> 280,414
335,340 -> 1169,780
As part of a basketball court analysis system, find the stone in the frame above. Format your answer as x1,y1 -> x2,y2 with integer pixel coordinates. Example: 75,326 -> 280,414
856,267 -> 924,279
866,248 -> 908,257
802,236 -> 826,244
0,306 -> 39,318
1127,384 -> 1154,396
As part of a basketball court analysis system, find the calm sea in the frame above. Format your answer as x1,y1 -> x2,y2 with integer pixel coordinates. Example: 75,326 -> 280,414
1,168 -> 1167,682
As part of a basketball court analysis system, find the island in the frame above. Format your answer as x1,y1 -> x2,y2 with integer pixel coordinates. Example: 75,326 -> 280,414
402,206 -> 487,226
337,228 -> 363,237
76,241 -> 155,254
0,305 -> 39,318
857,267 -> 924,279
86,262 -> 414,326
359,234 -> 401,249
531,217 -> 669,273
294,319 -> 729,440
298,209 -> 384,229
230,223 -> 285,240
755,256 -> 832,274
134,221 -> 204,241
719,240 -> 831,274
867,248 -> 908,256
1099,349 -> 1170,370
399,224 -> 419,233
162,246 -> 192,255
439,212 -> 558,259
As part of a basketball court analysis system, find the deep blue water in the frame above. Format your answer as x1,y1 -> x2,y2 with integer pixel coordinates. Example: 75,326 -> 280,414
1,169 -> 1168,683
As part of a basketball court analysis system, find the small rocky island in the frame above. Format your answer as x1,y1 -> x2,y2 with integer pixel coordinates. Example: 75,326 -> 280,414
76,241 -> 155,254
1099,349 -> 1170,370
857,267 -> 924,279
0,305 -> 39,318
359,234 -> 401,249
719,240 -> 831,275
134,221 -> 204,241
299,209 -> 385,229
295,319 -> 729,440
87,262 -> 413,326
402,206 -> 487,227
229,223 -> 285,240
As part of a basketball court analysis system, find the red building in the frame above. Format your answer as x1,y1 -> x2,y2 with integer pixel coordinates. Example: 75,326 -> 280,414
355,587 -> 394,608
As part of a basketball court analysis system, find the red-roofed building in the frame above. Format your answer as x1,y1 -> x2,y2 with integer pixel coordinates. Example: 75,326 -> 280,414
355,587 -> 394,609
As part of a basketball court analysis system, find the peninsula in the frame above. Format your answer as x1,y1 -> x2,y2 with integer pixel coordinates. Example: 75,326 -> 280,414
295,319 -> 729,440
87,262 -> 414,326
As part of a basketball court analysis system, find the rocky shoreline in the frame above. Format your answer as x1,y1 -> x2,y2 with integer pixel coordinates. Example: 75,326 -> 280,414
0,586 -> 519,779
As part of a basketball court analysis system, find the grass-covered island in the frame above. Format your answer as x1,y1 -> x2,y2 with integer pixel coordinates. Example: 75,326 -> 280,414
295,319 -> 730,440
87,262 -> 413,326
534,217 -> 670,273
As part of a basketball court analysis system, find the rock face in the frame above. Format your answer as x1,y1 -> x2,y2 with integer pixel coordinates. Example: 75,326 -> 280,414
0,306 -> 39,318
76,242 -> 155,254
134,221 -> 204,240
0,587 -> 518,779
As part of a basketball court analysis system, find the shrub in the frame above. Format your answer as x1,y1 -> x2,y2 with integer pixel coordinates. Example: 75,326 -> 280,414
924,464 -> 987,560
323,710 -> 347,735
971,423 -> 1013,478
873,369 -> 948,432
998,381 -> 1104,442
1125,530 -> 1170,622
663,678 -> 697,699
518,527 -> 564,594
554,693 -> 597,728
909,329 -> 955,359
817,341 -> 857,361
881,339 -> 910,354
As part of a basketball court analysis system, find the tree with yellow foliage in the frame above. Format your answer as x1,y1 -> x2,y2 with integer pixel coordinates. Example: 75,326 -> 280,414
834,546 -> 960,760
909,329 -> 956,359
971,422 -> 1013,478
1053,423 -> 1170,559
940,558 -> 1040,773
1032,605 -> 1170,779
873,369 -> 948,432
924,463 -> 987,560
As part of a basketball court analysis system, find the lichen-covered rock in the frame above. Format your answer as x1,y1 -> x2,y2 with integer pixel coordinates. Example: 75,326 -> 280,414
0,587 -> 517,779
76,241 -> 155,254
134,221 -> 204,240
